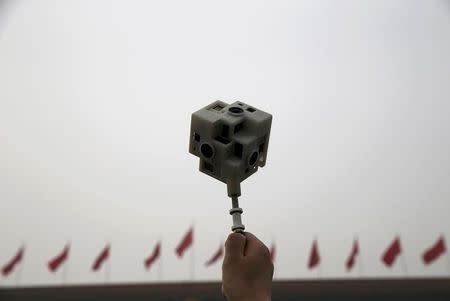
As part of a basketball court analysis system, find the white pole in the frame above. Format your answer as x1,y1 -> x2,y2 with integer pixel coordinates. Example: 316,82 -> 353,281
62,258 -> 68,286
14,244 -> 25,287
399,236 -> 408,278
315,236 -> 320,280
158,239 -> 163,282
445,236 -> 450,276
357,237 -> 364,278
105,242 -> 111,284
190,228 -> 195,282
62,242 -> 70,286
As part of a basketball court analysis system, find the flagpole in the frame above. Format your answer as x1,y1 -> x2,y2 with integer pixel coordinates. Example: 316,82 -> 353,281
14,262 -> 22,286
158,251 -> 163,282
315,236 -> 320,280
356,235 -> 363,278
15,243 -> 25,286
62,257 -> 68,286
358,252 -> 364,278
190,224 -> 195,282
445,236 -> 450,276
158,238 -> 163,282
446,248 -> 450,276
399,236 -> 408,278
105,242 -> 111,285
104,257 -> 110,284
62,242 -> 70,286
358,241 -> 364,278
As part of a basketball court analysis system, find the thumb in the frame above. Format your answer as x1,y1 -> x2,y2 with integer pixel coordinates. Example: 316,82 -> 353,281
224,232 -> 246,262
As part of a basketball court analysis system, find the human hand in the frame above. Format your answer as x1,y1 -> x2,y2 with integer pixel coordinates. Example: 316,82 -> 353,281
222,232 -> 273,301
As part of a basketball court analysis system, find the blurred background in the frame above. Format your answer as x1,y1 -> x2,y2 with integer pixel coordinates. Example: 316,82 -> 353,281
1,0 -> 450,299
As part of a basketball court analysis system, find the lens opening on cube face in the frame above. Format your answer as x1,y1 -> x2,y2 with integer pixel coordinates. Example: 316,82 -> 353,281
249,151 -> 259,166
200,143 -> 214,159
228,107 -> 244,115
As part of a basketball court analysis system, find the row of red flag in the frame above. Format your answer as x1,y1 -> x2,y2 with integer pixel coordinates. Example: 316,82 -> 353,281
308,236 -> 447,270
1,228 -> 447,277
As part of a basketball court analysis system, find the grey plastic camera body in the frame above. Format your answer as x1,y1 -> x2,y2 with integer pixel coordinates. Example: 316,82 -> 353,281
189,100 -> 272,197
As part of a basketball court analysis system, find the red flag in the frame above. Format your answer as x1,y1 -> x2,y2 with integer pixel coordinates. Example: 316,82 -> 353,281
422,237 -> 447,265
382,237 -> 401,267
175,227 -> 193,258
1,247 -> 24,277
346,239 -> 359,271
308,240 -> 320,269
205,244 -> 224,267
48,245 -> 69,272
144,242 -> 161,270
92,244 -> 110,272
269,243 -> 276,262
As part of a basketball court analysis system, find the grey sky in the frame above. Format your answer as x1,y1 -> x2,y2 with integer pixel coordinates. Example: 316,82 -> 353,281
1,0 -> 450,287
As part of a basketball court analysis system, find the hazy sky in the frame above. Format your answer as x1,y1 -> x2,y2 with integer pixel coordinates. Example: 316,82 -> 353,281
1,0 -> 450,287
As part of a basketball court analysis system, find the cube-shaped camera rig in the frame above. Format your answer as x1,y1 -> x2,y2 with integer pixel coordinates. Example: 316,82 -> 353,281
189,100 -> 272,232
